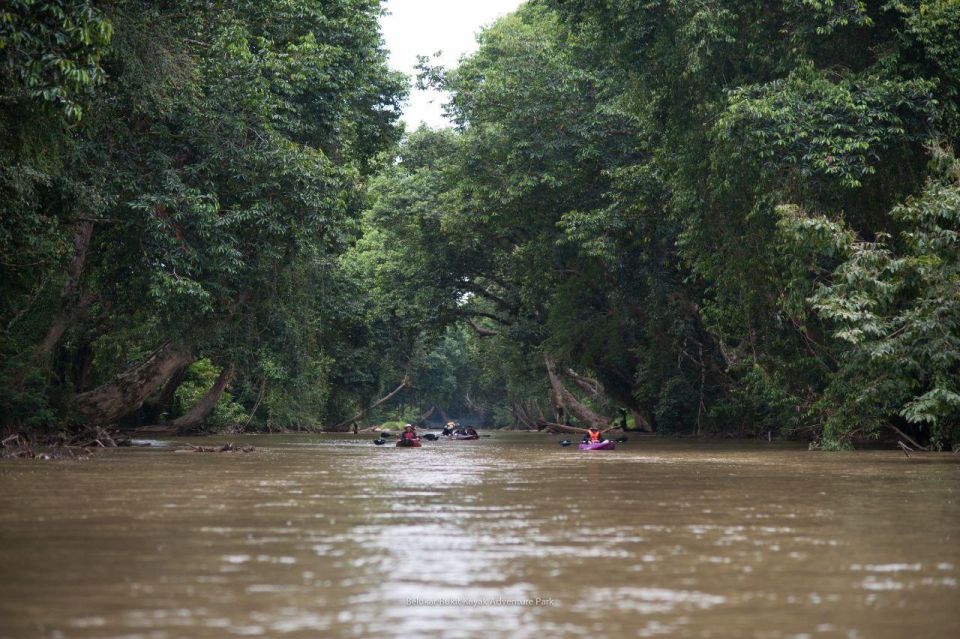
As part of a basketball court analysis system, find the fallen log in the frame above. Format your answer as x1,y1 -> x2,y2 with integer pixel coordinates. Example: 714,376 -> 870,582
2,434 -> 22,448
536,420 -> 623,435
180,442 -> 255,453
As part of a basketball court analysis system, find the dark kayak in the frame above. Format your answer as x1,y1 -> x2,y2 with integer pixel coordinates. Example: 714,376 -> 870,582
396,438 -> 421,448
579,440 -> 615,451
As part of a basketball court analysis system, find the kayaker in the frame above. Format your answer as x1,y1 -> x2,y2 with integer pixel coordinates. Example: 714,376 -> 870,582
583,426 -> 603,444
441,421 -> 456,436
465,427 -> 478,438
398,424 -> 419,443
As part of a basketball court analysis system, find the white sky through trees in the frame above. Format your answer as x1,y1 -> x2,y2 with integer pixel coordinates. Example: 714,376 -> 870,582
380,0 -> 525,130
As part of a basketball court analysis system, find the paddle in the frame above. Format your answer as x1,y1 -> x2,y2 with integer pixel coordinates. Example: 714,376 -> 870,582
560,436 -> 624,447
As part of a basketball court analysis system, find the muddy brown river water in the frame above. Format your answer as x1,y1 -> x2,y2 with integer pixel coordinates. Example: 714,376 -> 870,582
0,433 -> 957,639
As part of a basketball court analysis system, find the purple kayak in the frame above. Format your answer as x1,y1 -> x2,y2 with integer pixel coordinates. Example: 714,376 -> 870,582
578,440 -> 616,451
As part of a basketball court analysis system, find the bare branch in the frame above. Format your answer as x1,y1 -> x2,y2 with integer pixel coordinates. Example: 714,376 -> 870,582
331,376 -> 410,431
465,318 -> 498,337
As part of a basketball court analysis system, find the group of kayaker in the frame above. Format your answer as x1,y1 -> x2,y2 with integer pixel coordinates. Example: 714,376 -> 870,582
394,421 -> 479,447
440,421 -> 478,439
400,423 -> 600,441
393,422 -> 609,449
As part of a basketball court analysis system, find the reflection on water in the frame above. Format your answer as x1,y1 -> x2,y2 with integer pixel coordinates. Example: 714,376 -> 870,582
0,434 -> 958,638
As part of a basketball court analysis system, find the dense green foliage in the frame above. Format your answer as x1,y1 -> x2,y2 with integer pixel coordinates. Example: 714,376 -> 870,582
356,0 -> 959,447
1,0 -> 406,434
2,1 -> 958,448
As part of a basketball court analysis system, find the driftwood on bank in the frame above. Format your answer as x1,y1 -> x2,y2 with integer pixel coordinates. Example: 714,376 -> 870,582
330,376 -> 410,431
178,442 -> 255,453
70,426 -> 119,448
888,424 -> 928,451
1,431 -> 123,460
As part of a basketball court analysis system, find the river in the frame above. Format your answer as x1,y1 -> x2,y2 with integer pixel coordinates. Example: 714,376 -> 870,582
0,433 -> 957,638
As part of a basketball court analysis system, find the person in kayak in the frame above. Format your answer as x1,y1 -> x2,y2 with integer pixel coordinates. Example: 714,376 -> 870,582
398,424 -> 419,443
465,427 -> 478,438
583,426 -> 603,444
441,421 -> 456,436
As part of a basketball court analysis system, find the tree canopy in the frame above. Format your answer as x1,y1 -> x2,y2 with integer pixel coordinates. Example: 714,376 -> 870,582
2,0 -> 957,449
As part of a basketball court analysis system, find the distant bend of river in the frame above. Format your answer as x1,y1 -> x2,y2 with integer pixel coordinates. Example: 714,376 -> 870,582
1,433 -> 957,639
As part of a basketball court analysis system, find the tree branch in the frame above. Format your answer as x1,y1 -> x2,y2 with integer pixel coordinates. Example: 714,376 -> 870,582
545,354 -> 612,429
331,376 -> 410,431
465,318 -> 498,337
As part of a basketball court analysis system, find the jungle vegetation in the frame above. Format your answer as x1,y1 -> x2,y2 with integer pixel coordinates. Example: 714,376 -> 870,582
1,1 -> 958,449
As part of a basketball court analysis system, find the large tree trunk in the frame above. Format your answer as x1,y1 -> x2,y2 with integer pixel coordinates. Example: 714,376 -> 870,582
538,421 -> 591,434
13,221 -> 95,387
39,221 -> 94,354
142,363 -> 191,422
73,342 -> 194,424
544,354 -> 611,430
169,364 -> 234,432
35,293 -> 96,359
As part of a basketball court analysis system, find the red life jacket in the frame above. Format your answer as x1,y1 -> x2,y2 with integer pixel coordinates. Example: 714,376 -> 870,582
588,429 -> 601,443
402,430 -> 417,440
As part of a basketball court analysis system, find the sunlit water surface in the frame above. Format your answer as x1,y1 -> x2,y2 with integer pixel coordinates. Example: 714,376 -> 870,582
0,433 -> 957,638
